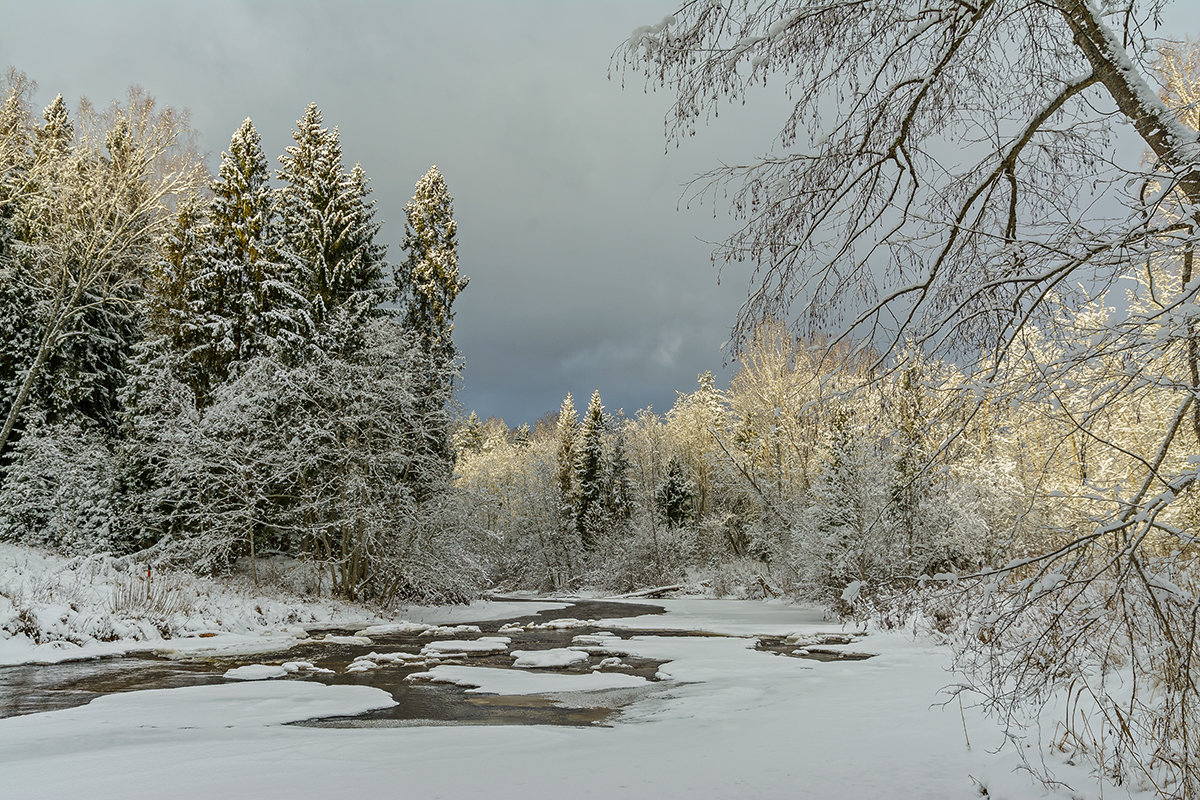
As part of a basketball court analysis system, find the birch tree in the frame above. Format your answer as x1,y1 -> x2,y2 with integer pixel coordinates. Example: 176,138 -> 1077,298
622,2 -> 1200,794
0,85 -> 203,463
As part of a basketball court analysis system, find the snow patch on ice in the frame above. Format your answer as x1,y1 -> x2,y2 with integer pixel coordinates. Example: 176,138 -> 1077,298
222,664 -> 288,680
511,648 -> 590,668
422,636 -> 510,656
409,664 -> 649,695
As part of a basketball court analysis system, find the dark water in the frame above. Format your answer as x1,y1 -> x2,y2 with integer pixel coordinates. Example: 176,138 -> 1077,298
0,599 -> 669,726
0,599 -> 874,727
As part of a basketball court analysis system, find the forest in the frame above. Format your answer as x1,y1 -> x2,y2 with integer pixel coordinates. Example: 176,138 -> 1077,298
3,0 -> 1200,796
0,75 -> 472,603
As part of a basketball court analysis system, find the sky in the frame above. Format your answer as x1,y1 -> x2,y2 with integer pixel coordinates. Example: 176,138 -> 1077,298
3,2 -> 1200,425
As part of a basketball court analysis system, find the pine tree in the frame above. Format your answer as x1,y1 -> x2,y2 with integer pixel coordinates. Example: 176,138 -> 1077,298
575,389 -> 607,551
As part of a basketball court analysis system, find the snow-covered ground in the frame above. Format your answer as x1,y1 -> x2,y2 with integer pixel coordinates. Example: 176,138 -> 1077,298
0,544 -> 1147,799
0,543 -> 563,665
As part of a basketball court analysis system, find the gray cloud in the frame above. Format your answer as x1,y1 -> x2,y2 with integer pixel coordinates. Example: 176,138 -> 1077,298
7,2 -> 1197,423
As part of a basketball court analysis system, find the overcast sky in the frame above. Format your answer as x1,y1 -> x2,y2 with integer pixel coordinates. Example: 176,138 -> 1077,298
4,2 -> 1200,424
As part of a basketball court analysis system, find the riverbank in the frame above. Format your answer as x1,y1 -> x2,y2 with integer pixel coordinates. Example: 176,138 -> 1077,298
0,543 -> 564,666
0,543 -> 1150,798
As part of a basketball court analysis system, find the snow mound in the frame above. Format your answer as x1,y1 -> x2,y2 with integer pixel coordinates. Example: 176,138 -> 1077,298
355,621 -> 437,637
223,664 -> 288,680
356,650 -> 426,665
408,664 -> 649,695
527,618 -> 594,630
420,624 -> 483,637
422,636 -> 510,656
318,634 -> 372,645
281,660 -> 332,674
572,632 -> 619,645
594,656 -> 627,670
511,648 -> 590,668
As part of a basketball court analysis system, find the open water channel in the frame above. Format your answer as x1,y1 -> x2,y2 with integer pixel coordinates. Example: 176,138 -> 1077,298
0,598 -> 873,727
0,599 -> 671,726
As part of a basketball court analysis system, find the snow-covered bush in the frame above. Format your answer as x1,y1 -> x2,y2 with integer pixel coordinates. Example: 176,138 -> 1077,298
0,421 -> 123,555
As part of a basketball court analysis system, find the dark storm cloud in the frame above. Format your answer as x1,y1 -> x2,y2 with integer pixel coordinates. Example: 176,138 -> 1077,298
8,2 -> 1198,424
1,0 -> 773,424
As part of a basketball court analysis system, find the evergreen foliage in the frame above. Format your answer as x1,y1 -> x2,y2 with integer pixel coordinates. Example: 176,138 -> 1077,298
397,165 -> 465,489
0,86 -> 477,603
575,390 -> 607,551
192,117 -> 310,392
657,457 -> 694,530
277,104 -> 388,347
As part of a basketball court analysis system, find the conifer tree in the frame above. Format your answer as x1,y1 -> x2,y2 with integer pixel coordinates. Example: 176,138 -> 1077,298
550,392 -> 581,582
277,104 -> 387,344
399,165 -> 467,478
555,393 -> 578,512
657,457 -> 694,530
454,410 -> 484,455
190,118 -> 309,400
605,429 -> 636,523
575,389 -> 607,550
401,164 -> 466,349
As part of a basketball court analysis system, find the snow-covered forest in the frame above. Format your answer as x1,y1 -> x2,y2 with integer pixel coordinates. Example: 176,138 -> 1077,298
3,1 -> 1200,798
0,80 -> 478,602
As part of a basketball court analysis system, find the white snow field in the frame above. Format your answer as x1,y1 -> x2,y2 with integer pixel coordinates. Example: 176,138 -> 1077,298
0,588 -> 1148,799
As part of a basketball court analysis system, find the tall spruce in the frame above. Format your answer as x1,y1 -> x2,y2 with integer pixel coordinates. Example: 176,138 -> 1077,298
575,389 -> 607,551
399,165 -> 466,478
278,104 -> 387,347
191,118 -> 309,400
401,164 -> 466,348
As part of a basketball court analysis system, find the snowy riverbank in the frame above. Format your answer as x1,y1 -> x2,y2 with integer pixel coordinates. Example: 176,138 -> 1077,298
0,543 -> 1149,799
0,543 -> 564,666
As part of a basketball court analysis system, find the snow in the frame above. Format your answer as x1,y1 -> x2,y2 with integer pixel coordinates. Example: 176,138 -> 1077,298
0,543 -> 559,667
510,647 -> 590,668
526,617 -> 594,630
222,664 -> 288,680
0,549 -> 1148,799
598,597 -> 836,637
315,634 -> 372,645
422,636 -> 510,656
354,621 -> 435,636
0,681 -> 395,739
418,624 -> 482,637
1,601 -> 1135,799
409,664 -> 649,695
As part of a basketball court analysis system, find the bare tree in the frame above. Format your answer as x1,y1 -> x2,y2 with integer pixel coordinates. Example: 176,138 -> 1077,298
620,2 -> 1200,795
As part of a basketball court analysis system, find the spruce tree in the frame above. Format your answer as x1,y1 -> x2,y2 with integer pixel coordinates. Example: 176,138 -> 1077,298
551,392 -> 581,581
191,118 -> 309,399
657,458 -> 694,529
575,389 -> 607,551
278,104 -> 387,344
555,393 -> 578,514
15,97 -> 143,435
401,165 -> 467,349
605,428 -> 636,523
399,165 -> 466,479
